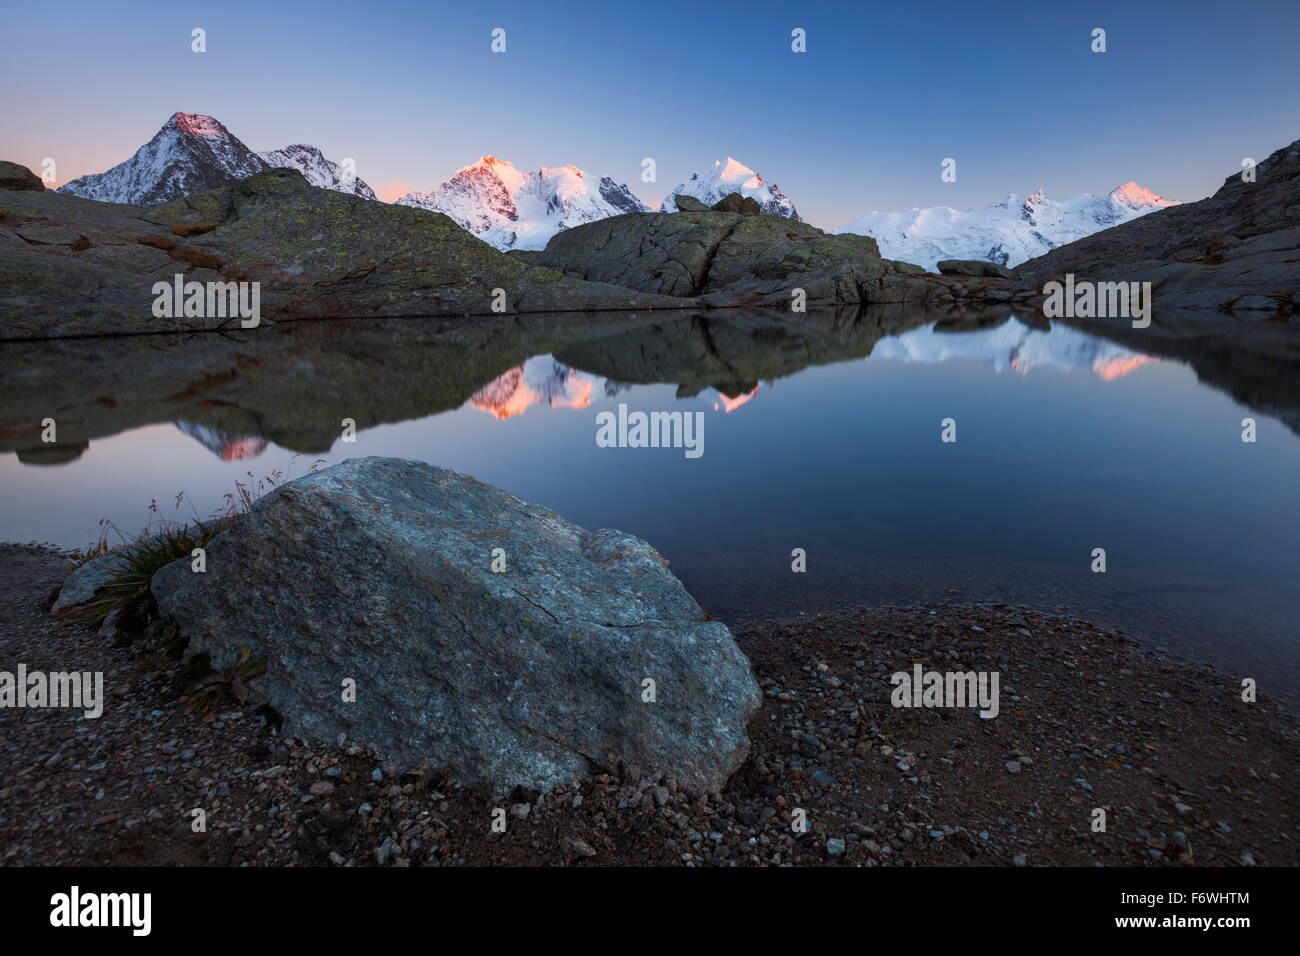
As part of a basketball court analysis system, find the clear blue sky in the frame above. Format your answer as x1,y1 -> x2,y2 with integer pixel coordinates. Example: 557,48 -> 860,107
3,0 -> 1297,229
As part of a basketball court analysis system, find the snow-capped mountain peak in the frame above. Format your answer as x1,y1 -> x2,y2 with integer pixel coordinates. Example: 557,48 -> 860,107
395,158 -> 648,250
1023,188 -> 1049,209
257,143 -> 376,200
470,155 -> 530,193
396,158 -> 521,234
170,112 -> 231,137
58,112 -> 377,205
718,157 -> 761,187
660,157 -> 800,218
835,182 -> 1181,271
59,111 -> 268,205
1107,180 -> 1176,209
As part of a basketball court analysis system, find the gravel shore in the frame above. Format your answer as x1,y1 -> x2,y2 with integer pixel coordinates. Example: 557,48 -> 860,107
2,542 -> 1295,867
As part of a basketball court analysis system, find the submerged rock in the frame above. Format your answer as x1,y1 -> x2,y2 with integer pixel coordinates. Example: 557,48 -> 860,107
151,457 -> 762,794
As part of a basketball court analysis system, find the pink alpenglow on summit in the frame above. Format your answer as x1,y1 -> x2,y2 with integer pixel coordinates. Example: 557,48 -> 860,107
170,111 -> 232,137
660,157 -> 800,219
57,112 -> 269,205
57,111 -> 376,204
1107,181 -> 1179,210
396,157 -> 648,251
467,357 -> 601,420
835,182 -> 1181,272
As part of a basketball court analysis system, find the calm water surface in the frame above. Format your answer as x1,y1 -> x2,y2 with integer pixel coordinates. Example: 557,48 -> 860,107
2,311 -> 1297,700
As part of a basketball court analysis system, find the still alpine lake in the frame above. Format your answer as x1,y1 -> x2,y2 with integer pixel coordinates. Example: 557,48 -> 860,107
2,309 -> 1297,701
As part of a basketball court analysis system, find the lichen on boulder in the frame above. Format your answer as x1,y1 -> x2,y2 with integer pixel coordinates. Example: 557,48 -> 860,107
151,457 -> 763,795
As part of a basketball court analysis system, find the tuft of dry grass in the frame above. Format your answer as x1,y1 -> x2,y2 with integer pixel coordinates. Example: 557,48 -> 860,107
76,455 -> 326,565
66,456 -> 328,627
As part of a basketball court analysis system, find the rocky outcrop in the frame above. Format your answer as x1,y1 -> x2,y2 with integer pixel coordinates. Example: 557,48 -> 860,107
660,158 -> 799,219
937,259 -> 1012,279
1015,137 -> 1300,319
711,192 -> 761,216
538,208 -> 1019,309
1,161 -> 1041,335
151,457 -> 762,794
0,166 -> 693,338
257,144 -> 377,200
0,161 -> 44,192
671,194 -> 709,213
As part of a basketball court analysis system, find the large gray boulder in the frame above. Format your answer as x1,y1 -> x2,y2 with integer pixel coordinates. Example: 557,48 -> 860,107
152,457 -> 761,794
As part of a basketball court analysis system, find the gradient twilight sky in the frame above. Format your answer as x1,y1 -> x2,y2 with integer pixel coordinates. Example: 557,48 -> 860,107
2,0 -> 1297,230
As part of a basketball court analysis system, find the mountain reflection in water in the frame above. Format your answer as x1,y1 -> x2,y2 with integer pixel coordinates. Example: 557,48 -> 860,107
1,308 -> 1297,702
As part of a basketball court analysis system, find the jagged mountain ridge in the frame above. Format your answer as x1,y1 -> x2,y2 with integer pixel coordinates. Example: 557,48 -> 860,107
51,115 -> 798,242
58,113 -> 269,205
58,112 -> 374,204
395,157 -> 648,251
1013,138 -> 1300,316
660,157 -> 799,219
257,144 -> 376,200
835,183 -> 1179,271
